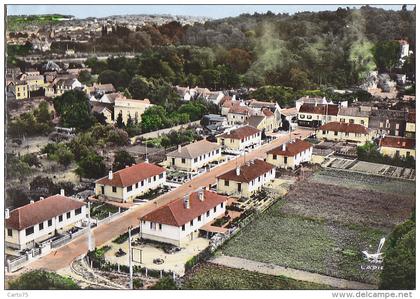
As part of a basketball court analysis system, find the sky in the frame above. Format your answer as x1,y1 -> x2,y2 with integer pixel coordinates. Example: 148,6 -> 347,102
6,4 -> 414,19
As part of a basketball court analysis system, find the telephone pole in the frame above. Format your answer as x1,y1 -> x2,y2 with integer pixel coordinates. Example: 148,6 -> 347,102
128,226 -> 133,289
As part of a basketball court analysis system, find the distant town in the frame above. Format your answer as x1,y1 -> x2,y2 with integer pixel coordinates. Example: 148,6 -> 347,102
4,5 -> 415,293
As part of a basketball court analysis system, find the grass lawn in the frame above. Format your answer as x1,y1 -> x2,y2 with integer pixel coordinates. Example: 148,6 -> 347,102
183,263 -> 331,290
90,202 -> 119,220
221,200 -> 385,284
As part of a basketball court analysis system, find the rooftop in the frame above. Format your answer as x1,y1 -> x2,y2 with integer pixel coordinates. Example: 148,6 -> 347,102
141,190 -> 228,227
379,136 -> 415,150
299,103 -> 339,116
217,159 -> 275,183
217,125 -> 260,140
96,162 -> 166,188
267,139 -> 313,157
167,139 -> 221,159
338,107 -> 370,118
6,195 -> 85,231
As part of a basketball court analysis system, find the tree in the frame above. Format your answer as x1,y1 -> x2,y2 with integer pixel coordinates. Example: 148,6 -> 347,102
373,41 -> 401,73
75,151 -> 107,179
112,150 -> 136,171
8,270 -> 80,290
150,277 -> 177,290
56,146 -> 75,168
78,70 -> 93,85
380,216 -> 415,290
128,75 -> 151,100
116,112 -> 124,128
53,90 -> 94,131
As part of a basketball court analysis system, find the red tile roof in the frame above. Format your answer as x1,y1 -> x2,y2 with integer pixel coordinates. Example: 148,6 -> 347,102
96,162 -> 166,188
217,159 -> 275,183
229,105 -> 250,115
6,195 -> 86,231
319,122 -> 369,134
262,108 -> 274,117
218,125 -> 261,140
379,136 -> 415,150
299,103 -> 339,116
267,139 -> 313,157
141,190 -> 228,226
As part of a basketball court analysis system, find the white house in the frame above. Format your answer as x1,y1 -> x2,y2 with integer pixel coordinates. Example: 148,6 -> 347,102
217,125 -> 261,151
266,139 -> 313,169
166,140 -> 222,172
95,162 -> 166,202
5,194 -> 87,250
140,190 -> 228,246
216,159 -> 276,198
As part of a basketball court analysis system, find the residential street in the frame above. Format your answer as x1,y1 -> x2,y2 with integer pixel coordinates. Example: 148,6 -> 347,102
13,128 -> 314,274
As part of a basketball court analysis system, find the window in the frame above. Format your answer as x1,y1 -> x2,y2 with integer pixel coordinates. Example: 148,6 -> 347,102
190,220 -> 194,226
182,158 -> 186,164
349,119 -> 354,124
273,154 -> 277,160
182,224 -> 185,231
340,118 -> 345,122
48,219 -> 52,227
135,183 -> 138,188
396,123 -> 400,130
206,211 -> 210,217
154,176 -> 157,181
224,180 -> 229,186
214,207 -> 217,213
406,152 -> 411,158
112,186 -> 117,193
322,130 -> 326,135
75,208 -> 82,215
361,120 -> 365,125
284,157 -> 288,164
379,122 -> 384,128
159,224 -> 162,230
159,173 -> 164,179
67,212 -> 71,219
59,215 -> 63,222
307,115 -> 312,119
7,229 -> 12,237
334,131 -> 338,136
127,186 -> 132,192
198,215 -> 201,221
39,222 -> 44,230
299,114 -> 305,119
25,227 -> 34,236
141,180 -> 144,187
220,203 -> 224,208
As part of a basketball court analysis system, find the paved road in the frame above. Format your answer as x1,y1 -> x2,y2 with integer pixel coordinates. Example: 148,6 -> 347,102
210,255 -> 377,290
15,128 -> 314,274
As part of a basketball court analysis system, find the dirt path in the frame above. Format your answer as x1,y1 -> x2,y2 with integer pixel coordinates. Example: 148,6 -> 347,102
210,255 -> 377,290
10,129 -> 314,275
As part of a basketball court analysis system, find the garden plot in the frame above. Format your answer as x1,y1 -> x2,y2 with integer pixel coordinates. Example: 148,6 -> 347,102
221,201 -> 385,284
283,180 -> 414,230
182,263 -> 330,290
311,169 -> 416,196
325,158 -> 415,180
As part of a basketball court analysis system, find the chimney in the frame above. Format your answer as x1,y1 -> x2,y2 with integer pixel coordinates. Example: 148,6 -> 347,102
30,200 -> 34,204
108,170 -> 113,180
198,189 -> 205,201
40,197 -> 45,201
60,189 -> 65,196
183,194 -> 190,209
177,145 -> 182,153
5,209 -> 10,219
236,167 -> 240,176
145,158 -> 149,163
282,143 -> 286,151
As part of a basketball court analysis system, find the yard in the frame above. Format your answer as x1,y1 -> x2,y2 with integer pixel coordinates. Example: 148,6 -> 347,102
182,263 -> 331,290
219,169 -> 415,285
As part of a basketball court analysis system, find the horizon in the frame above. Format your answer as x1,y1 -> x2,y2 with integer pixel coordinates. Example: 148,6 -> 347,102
6,4 -> 415,20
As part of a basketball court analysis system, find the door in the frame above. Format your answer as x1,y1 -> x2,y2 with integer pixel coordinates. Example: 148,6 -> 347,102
237,183 -> 242,192
172,158 -> 175,165
101,186 -> 105,194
